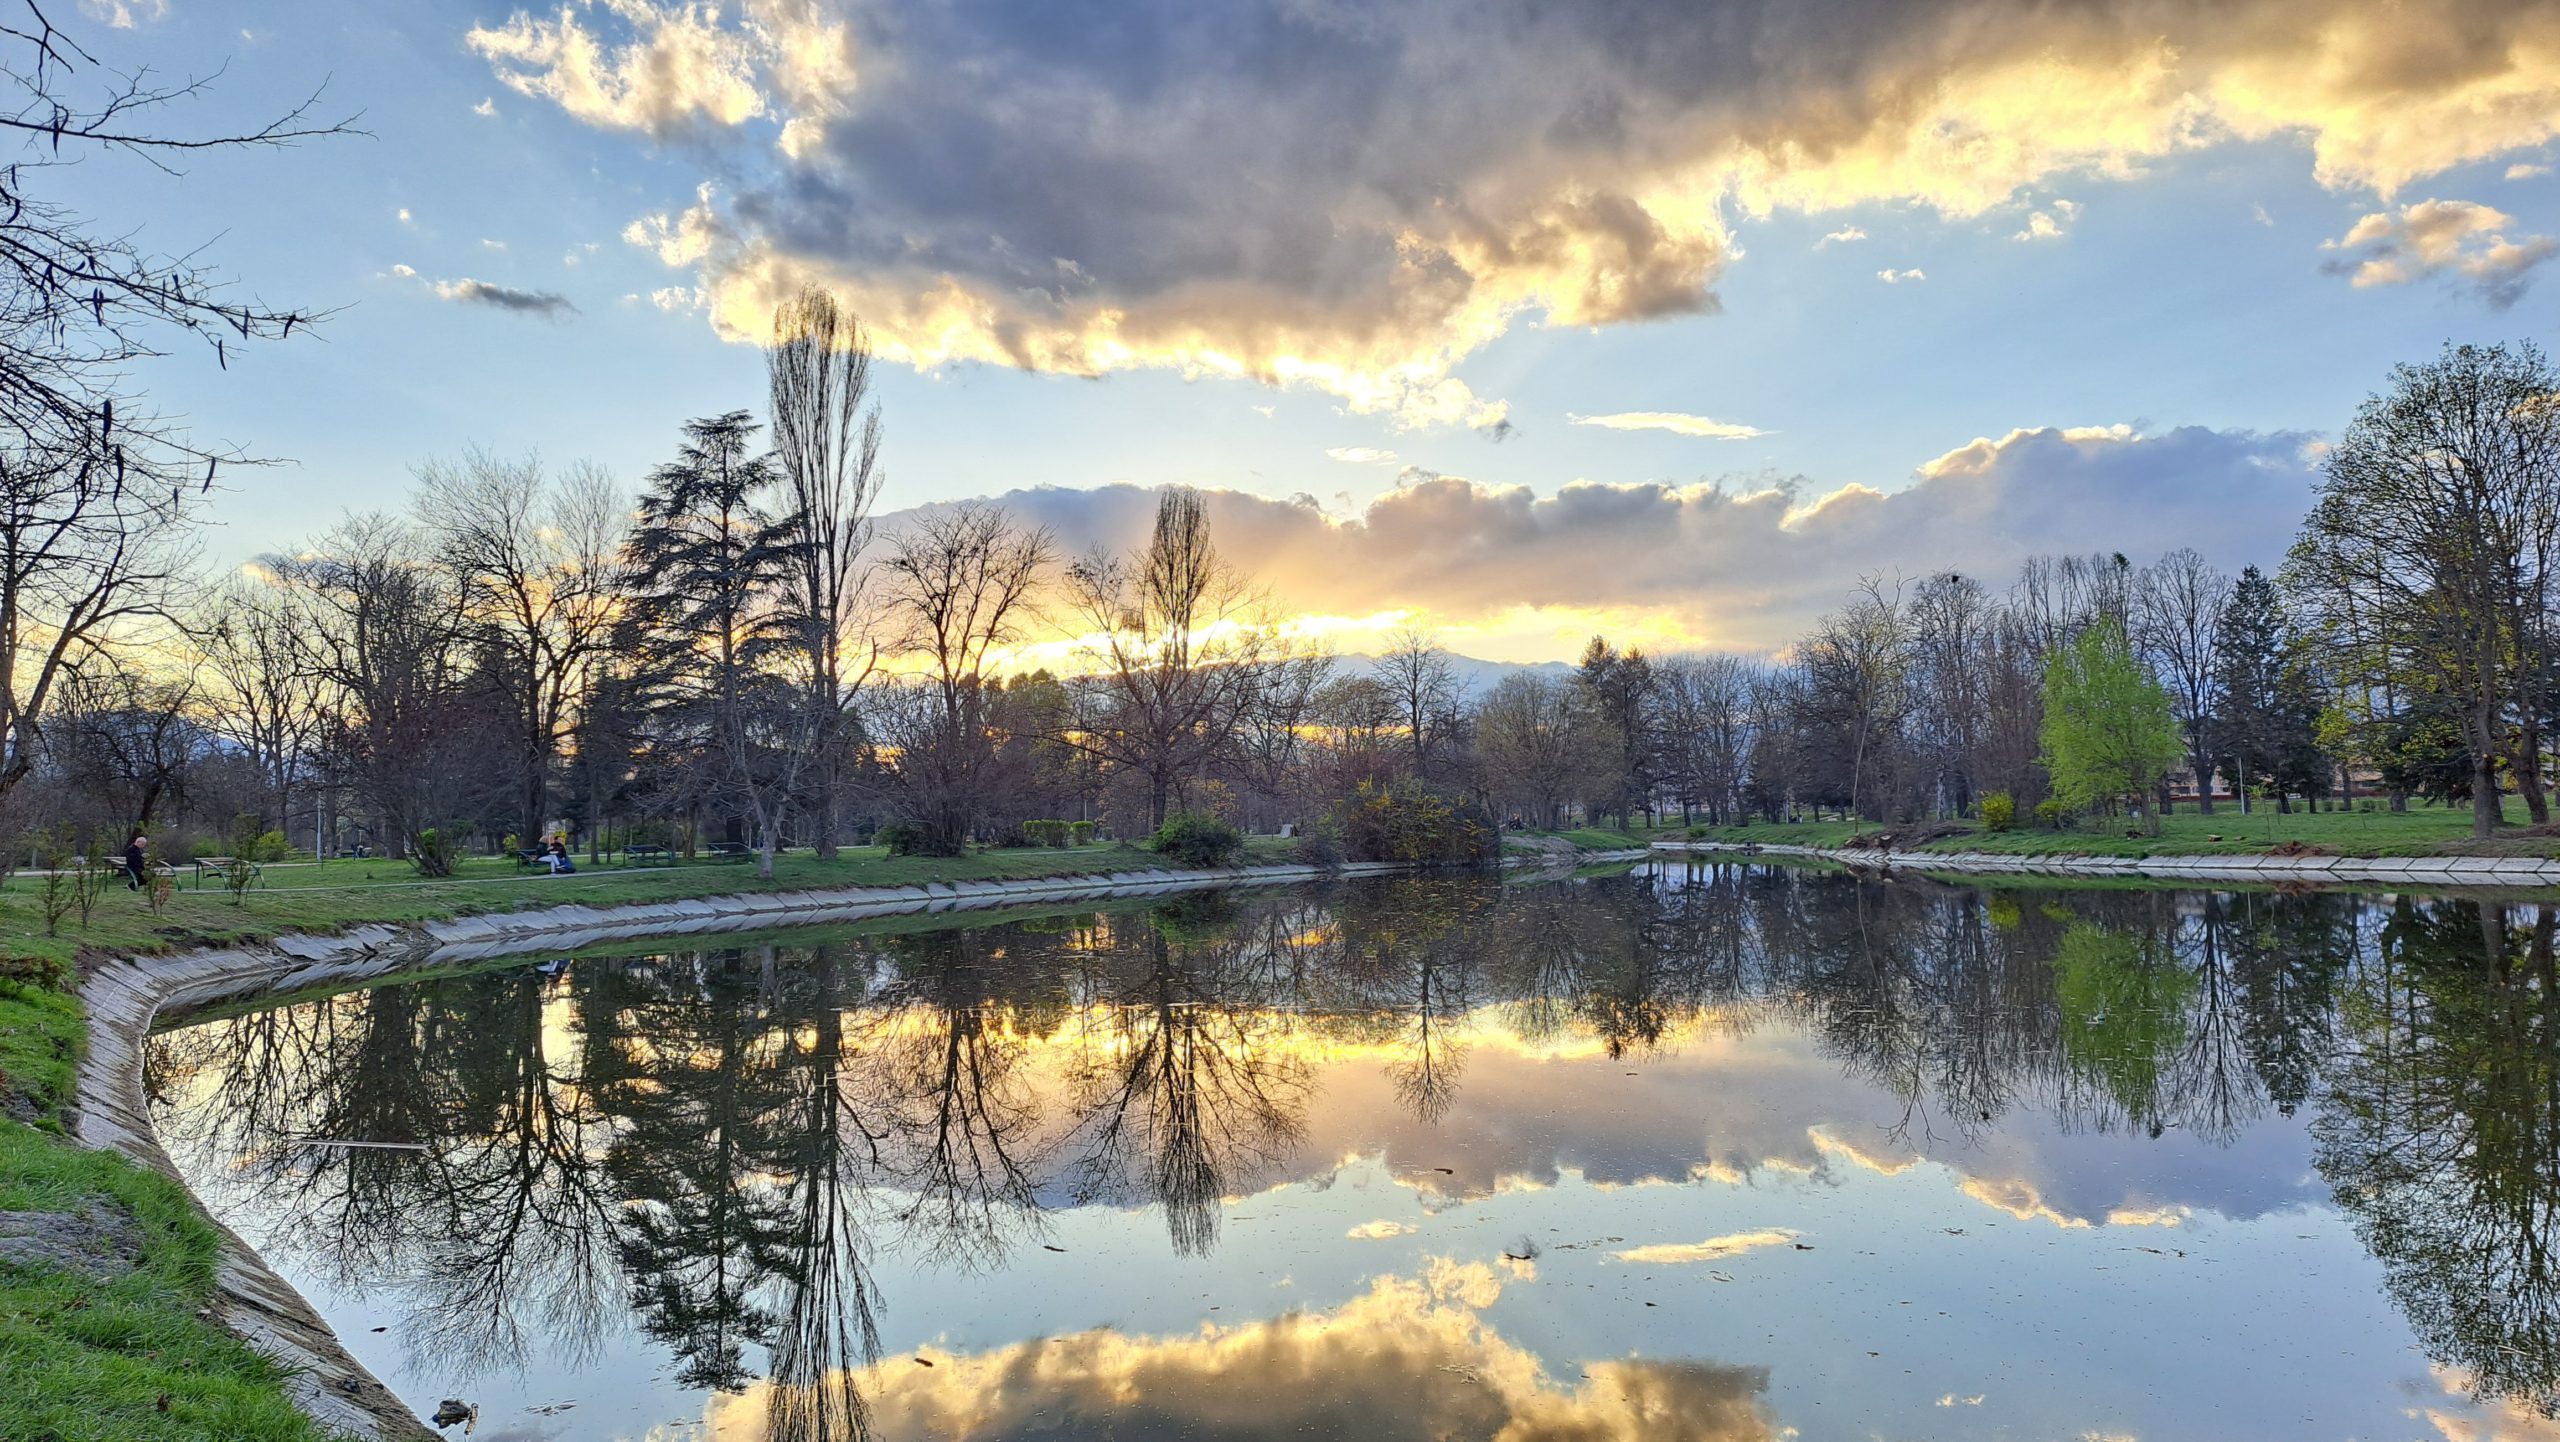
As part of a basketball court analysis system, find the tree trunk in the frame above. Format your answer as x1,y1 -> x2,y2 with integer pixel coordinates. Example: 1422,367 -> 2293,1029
2474,752 -> 2504,837
2191,749 -> 2214,815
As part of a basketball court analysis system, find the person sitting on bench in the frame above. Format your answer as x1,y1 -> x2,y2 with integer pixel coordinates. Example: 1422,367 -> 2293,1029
543,834 -> 576,874
123,831 -> 150,891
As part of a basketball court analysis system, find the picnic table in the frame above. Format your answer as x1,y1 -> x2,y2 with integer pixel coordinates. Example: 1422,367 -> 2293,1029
190,856 -> 264,890
705,841 -> 753,862
625,843 -> 675,866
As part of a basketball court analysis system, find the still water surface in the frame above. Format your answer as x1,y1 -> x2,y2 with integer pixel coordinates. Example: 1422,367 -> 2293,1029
146,864 -> 2560,1440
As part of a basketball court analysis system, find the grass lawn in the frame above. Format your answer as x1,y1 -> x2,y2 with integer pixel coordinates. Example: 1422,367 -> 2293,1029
1674,803 -> 2556,859
0,837 -> 1307,974
0,1125 -> 338,1442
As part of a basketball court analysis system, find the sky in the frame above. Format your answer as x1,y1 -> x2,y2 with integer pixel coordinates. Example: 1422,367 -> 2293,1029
48,0 -> 2560,659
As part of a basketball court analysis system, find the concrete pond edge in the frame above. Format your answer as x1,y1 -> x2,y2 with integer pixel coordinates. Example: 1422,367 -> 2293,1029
68,857 -> 1419,1441
1653,839 -> 2560,887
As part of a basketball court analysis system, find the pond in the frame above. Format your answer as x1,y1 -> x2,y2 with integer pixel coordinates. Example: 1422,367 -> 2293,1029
145,864 -> 2560,1441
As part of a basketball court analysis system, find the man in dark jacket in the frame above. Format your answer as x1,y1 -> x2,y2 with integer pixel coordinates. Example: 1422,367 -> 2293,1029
122,832 -> 150,891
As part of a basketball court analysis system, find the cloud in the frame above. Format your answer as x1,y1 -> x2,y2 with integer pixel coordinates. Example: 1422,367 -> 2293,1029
1326,446 -> 1400,464
1613,1228 -> 1801,1264
480,238 -> 508,251
429,277 -> 580,319
1569,411 -> 1768,440
1816,225 -> 1868,248
702,1264 -> 1783,1441
396,207 -> 413,224
388,263 -> 417,278
2510,162 -> 2552,179
2321,197 -> 2560,306
1877,267 -> 1927,283
473,96 -> 499,118
885,421 -> 2320,652
1346,1218 -> 1417,1238
486,0 -> 2560,427
467,0 -> 769,136
77,0 -> 165,27
2012,198 -> 2081,240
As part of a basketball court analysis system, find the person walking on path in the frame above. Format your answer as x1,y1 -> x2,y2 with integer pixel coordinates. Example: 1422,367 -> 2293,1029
122,831 -> 150,891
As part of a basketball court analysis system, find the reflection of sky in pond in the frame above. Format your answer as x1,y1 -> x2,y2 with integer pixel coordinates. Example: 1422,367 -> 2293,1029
143,866 -> 2560,1440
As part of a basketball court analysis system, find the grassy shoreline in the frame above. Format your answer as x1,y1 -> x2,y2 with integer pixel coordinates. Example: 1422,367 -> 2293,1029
1664,804 -> 2560,860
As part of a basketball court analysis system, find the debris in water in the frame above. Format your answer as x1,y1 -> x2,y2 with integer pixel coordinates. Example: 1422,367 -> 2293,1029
914,1356 -> 935,1367
429,1399 -> 477,1431
1793,1243 -> 1816,1250
1043,1244 -> 1068,1253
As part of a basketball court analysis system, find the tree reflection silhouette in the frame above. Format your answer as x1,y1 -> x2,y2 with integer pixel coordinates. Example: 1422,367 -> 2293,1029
138,870 -> 2560,1425
2315,898 -> 2560,1417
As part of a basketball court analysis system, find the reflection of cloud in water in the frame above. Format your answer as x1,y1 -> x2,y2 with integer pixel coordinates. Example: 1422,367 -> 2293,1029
2417,1366 -> 2560,1441
1614,1229 -> 1802,1264
1347,1218 -> 1417,1239
1297,1021 -> 2320,1233
705,1260 -> 1781,1441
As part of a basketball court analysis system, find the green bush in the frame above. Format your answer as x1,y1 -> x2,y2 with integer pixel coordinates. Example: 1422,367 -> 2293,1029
1020,819 -> 1075,848
1150,810 -> 1243,867
1069,821 -> 1097,846
1332,780 -> 1498,865
875,821 -> 927,856
411,825 -> 467,878
1980,792 -> 2016,832
2033,798 -> 2066,830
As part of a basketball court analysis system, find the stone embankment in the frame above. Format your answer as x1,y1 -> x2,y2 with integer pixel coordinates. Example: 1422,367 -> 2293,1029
72,857 -> 1412,1441
1654,839 -> 2560,887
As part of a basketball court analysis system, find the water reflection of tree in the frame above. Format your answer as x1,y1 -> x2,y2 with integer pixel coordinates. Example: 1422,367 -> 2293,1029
762,944 -> 882,1442
156,867 -> 2560,1422
860,930 -> 1047,1271
1062,901 -> 1311,1255
2315,898 -> 2560,1416
589,948 -> 797,1391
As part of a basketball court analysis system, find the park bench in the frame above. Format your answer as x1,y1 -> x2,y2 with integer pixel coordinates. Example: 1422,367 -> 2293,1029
625,843 -> 675,866
705,841 -> 753,863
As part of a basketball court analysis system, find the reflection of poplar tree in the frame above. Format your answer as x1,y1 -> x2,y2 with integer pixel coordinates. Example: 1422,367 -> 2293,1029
2051,919 -> 2195,1135
764,946 -> 883,1442
2317,900 -> 2560,1416
594,949 -> 797,1391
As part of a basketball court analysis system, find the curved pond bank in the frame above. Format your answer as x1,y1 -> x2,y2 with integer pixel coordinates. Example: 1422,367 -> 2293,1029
1654,838 -> 2560,886
70,857 -> 1414,1441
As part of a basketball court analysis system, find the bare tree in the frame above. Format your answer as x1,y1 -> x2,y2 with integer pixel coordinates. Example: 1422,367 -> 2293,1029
283,515 -> 484,870
1474,672 -> 1598,828
193,568 -> 330,839
2135,548 -> 2232,814
1372,626 -> 1458,777
0,2 -> 351,477
867,504 -> 1053,854
416,451 -> 625,844
1063,488 -> 1294,831
766,286 -> 885,859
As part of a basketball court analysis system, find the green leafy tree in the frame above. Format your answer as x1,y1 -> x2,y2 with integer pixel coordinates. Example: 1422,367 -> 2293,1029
2040,618 -> 2182,832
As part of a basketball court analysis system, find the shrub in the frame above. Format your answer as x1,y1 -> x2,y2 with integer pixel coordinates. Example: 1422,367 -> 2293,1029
2033,798 -> 2066,830
1069,821 -> 1097,846
1150,810 -> 1243,867
1292,820 -> 1344,868
1980,792 -> 2016,833
1332,781 -> 1498,865
411,825 -> 466,878
1020,819 -> 1073,848
875,821 -> 927,856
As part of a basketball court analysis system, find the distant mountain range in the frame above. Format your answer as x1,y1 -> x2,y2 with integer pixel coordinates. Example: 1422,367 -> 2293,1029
1329,652 -> 1576,699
